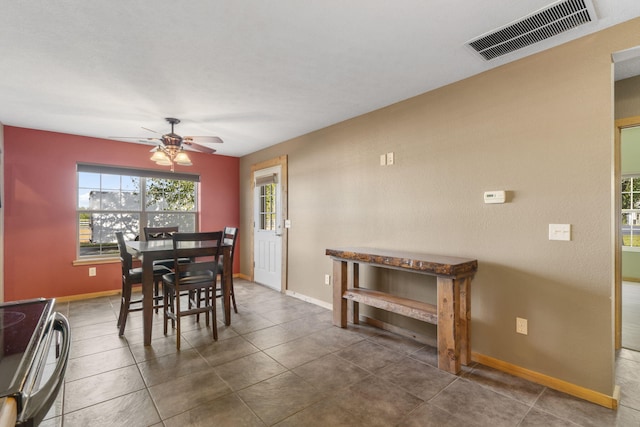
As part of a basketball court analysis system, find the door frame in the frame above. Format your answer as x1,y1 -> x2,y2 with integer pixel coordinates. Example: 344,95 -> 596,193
250,155 -> 288,292
615,116 -> 640,349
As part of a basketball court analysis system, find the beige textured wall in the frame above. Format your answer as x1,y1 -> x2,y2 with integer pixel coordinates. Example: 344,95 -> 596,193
240,18 -> 640,395
615,74 -> 640,119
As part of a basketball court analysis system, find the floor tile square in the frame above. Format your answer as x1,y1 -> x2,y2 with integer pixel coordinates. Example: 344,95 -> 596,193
63,389 -> 160,427
196,335 -> 260,367
163,393 -> 265,427
64,365 -> 146,413
292,353 -> 370,393
331,375 -> 424,426
335,339 -> 405,372
397,402 -> 478,427
377,356 -> 456,400
242,324 -> 302,350
429,378 -> 530,426
65,346 -> 135,382
148,368 -> 232,420
214,351 -> 287,391
138,348 -> 210,387
237,371 -> 323,425
264,335 -> 331,369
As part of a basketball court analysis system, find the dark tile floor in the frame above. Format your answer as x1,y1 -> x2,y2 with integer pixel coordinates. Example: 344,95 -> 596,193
41,279 -> 640,426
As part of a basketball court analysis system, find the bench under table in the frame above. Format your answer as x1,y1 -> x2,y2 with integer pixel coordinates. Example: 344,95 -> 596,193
326,247 -> 478,374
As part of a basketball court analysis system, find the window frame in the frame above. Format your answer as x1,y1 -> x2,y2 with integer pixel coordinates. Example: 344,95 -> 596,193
76,163 -> 200,260
622,174 -> 640,252
258,183 -> 277,231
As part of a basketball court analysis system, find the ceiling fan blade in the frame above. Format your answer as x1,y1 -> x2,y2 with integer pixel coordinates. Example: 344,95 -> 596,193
141,126 -> 160,134
184,136 -> 223,144
182,140 -> 217,154
110,136 -> 160,141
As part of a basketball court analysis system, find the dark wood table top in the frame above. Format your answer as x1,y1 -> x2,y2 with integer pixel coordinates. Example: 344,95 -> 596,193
326,247 -> 477,277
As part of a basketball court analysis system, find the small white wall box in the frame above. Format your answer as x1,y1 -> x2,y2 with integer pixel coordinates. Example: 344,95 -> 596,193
484,190 -> 506,204
549,224 -> 571,241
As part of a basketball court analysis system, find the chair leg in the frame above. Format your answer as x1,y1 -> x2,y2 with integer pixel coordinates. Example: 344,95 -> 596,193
175,290 -> 181,350
212,288 -> 218,341
230,277 -> 238,314
154,278 -> 160,314
195,289 -> 202,323
163,285 -> 170,335
119,280 -> 132,336
205,288 -> 211,327
116,280 -> 126,328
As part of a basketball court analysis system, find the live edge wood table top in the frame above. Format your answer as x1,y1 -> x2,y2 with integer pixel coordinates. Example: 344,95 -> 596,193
326,247 -> 478,374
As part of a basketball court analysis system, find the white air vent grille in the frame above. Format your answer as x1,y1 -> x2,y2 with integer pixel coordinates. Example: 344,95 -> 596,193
467,0 -> 596,61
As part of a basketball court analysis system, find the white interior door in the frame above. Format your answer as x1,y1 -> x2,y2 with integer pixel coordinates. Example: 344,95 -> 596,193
253,166 -> 282,290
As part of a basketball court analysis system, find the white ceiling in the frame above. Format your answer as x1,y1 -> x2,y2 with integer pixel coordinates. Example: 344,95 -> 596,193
1,1 -> 639,157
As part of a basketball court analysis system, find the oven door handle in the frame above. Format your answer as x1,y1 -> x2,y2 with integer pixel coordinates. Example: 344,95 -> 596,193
19,312 -> 70,426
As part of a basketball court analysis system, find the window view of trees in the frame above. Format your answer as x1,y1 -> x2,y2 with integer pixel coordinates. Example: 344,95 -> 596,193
259,183 -> 276,231
77,168 -> 197,258
622,176 -> 640,248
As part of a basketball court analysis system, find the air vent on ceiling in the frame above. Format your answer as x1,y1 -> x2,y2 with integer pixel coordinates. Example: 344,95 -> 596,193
467,0 -> 597,61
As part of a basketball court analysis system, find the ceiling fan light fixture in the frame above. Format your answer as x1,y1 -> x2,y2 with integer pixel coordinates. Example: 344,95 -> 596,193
150,149 -> 169,163
126,117 -> 222,170
175,151 -> 192,166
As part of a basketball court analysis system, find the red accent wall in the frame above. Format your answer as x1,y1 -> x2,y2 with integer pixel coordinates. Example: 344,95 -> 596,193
3,126 -> 239,301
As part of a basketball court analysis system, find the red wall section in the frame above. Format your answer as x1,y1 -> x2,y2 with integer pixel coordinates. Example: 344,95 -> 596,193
3,126 -> 239,301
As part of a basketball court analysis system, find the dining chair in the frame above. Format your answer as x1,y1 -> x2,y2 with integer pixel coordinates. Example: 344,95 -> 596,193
145,226 -> 194,312
216,227 -> 239,313
115,231 -> 172,336
162,231 -> 223,350
144,226 -> 179,240
143,226 -> 188,269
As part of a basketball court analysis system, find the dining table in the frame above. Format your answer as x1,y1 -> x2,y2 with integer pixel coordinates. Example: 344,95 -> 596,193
125,239 -> 233,346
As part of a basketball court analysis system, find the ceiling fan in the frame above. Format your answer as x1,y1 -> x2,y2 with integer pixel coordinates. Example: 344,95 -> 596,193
113,117 -> 223,171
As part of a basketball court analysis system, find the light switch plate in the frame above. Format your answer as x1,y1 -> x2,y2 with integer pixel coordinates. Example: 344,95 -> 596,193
549,224 -> 571,241
387,152 -> 394,165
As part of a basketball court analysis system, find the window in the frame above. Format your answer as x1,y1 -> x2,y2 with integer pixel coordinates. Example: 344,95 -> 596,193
622,176 -> 640,249
258,183 -> 277,231
77,164 -> 199,258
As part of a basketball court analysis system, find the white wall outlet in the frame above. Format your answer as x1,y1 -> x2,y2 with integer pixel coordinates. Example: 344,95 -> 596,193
549,224 -> 571,241
387,152 -> 394,165
89,267 -> 97,277
380,154 -> 387,166
516,317 -> 528,335
324,274 -> 331,285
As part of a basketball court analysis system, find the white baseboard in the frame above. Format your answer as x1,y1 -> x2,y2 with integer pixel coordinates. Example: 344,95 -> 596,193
285,290 -> 332,310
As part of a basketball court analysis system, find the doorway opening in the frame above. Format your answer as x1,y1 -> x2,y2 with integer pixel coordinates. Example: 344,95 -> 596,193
617,120 -> 640,351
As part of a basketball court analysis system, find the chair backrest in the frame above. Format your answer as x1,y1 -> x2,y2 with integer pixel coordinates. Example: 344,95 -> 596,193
222,227 -> 239,258
144,226 -> 179,241
172,231 -> 223,287
115,231 -> 133,278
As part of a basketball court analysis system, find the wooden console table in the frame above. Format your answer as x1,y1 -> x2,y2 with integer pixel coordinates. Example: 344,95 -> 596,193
326,247 -> 478,374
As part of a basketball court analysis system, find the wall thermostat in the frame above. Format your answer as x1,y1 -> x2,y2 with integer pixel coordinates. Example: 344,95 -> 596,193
484,190 -> 506,204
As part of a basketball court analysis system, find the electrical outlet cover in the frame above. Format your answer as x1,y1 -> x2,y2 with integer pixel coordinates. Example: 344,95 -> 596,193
516,317 -> 528,335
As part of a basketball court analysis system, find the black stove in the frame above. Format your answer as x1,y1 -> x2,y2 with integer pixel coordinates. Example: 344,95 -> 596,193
0,298 -> 70,427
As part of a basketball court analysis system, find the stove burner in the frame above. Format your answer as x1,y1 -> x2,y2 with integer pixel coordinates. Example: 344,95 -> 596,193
1,310 -> 27,329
